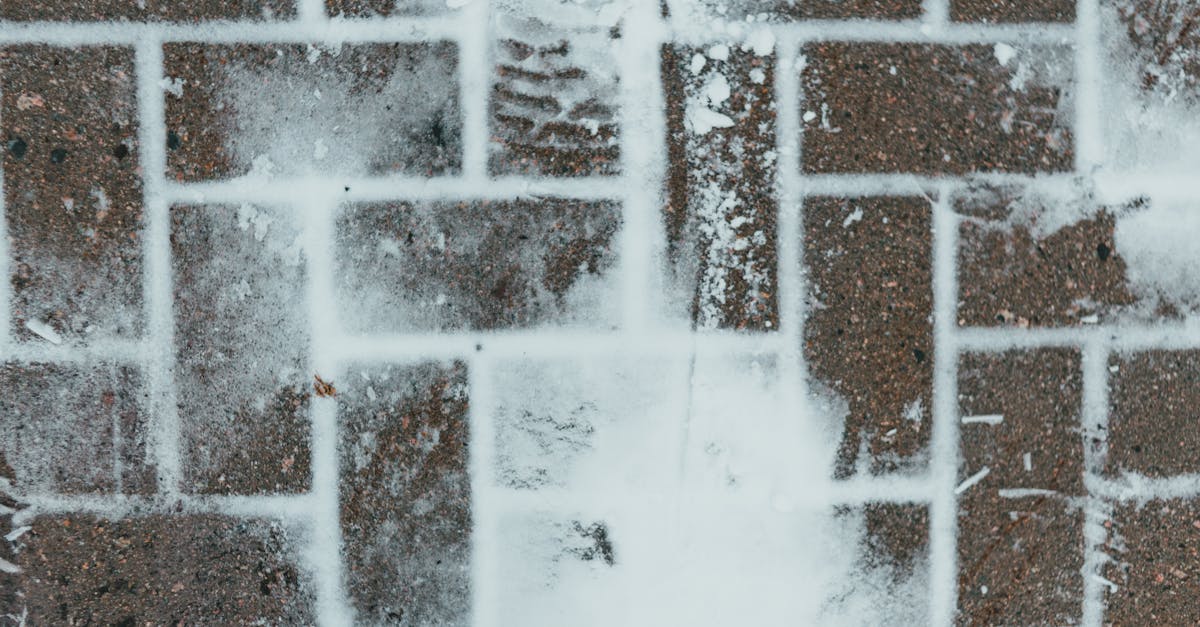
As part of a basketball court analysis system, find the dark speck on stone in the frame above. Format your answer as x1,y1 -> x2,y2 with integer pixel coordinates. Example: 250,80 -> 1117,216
1097,242 -> 1111,261
113,143 -> 130,160
50,148 -> 67,164
167,130 -> 181,150
8,137 -> 27,159
913,348 -> 926,363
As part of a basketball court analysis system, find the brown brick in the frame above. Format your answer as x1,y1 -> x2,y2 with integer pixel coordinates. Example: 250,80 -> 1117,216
804,196 -> 932,477
685,0 -> 922,19
957,189 -> 1138,328
831,503 -> 930,622
327,0 -> 448,17
172,204 -> 310,495
1108,351 -> 1200,477
0,0 -> 293,21
956,348 -> 1084,626
339,361 -> 471,625
3,46 -> 143,343
801,43 -> 1073,174
7,514 -> 313,624
164,42 -> 460,181
335,199 -> 621,333
489,19 -> 620,177
0,362 -> 153,495
950,0 -> 1075,22
1104,499 -> 1200,625
662,44 -> 778,331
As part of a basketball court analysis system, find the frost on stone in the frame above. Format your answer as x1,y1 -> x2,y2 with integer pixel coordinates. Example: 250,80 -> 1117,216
171,204 -> 311,495
664,44 -> 779,331
338,362 -> 470,626
1114,199 -> 1200,314
489,9 -> 621,176
0,363 -> 153,496
335,199 -> 621,333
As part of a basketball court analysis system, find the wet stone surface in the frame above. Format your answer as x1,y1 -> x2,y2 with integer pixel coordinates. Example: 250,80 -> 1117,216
164,42 -> 461,181
956,188 -> 1139,327
804,196 -> 933,477
950,0 -> 1076,22
0,362 -> 154,496
172,204 -> 311,495
956,348 -> 1084,625
335,199 -> 621,333
1104,499 -> 1200,625
5,514 -> 313,624
2,46 -> 143,343
801,43 -> 1073,174
0,0 -> 294,21
662,43 -> 779,331
490,15 -> 621,177
1107,350 -> 1200,478
339,361 -> 471,626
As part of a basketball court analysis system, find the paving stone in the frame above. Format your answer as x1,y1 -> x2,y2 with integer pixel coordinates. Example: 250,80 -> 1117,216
956,348 -> 1084,626
801,43 -> 1073,174
950,0 -> 1075,22
172,204 -> 311,495
335,199 -> 621,333
957,189 -> 1139,327
0,0 -> 294,21
662,44 -> 778,331
339,361 -> 471,625
687,0 -> 923,20
0,362 -> 153,496
5,514 -> 313,624
804,196 -> 932,477
832,503 -> 930,622
2,46 -> 143,343
327,0 -> 448,17
1104,499 -> 1200,625
1112,0 -> 1200,97
490,15 -> 621,177
164,42 -> 461,181
1107,350 -> 1200,478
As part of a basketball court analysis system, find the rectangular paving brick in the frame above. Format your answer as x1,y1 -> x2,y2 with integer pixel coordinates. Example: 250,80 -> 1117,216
327,0 -> 448,17
490,16 -> 620,176
0,362 -> 153,495
339,361 -> 471,625
1104,499 -> 1200,625
957,188 -> 1138,327
686,0 -> 922,19
0,0 -> 294,20
662,44 -> 778,331
3,46 -> 143,343
335,199 -> 621,333
950,0 -> 1075,22
164,42 -> 461,181
801,43 -> 1073,174
956,348 -> 1084,625
1108,350 -> 1200,478
804,196 -> 932,477
172,204 -> 311,495
6,514 -> 313,624
834,502 -> 930,622
1115,0 -> 1200,96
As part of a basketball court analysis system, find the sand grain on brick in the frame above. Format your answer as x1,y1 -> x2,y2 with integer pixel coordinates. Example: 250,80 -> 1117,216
662,44 -> 779,331
172,204 -> 311,495
804,196 -> 932,477
339,361 -> 471,625
801,43 -> 1073,174
3,46 -> 143,343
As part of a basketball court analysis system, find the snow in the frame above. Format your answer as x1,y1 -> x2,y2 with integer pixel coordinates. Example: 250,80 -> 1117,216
22,319 -> 62,345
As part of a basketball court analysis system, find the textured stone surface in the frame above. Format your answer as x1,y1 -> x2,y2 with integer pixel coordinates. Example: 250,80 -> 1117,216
1108,350 -> 1200,477
339,361 -> 471,625
689,0 -> 923,19
0,0 -> 294,21
950,0 -> 1075,22
805,196 -> 933,477
801,43 -> 1073,174
1105,499 -> 1200,625
3,46 -> 143,343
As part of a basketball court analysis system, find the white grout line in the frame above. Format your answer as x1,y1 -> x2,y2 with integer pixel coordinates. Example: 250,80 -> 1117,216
298,0 -> 328,25
135,37 -> 184,497
922,0 -> 950,29
1073,0 -> 1104,173
615,0 -> 669,333
301,194 -> 355,627
458,0 -> 490,181
929,186 -> 960,627
1080,338 -> 1110,627
468,353 -> 499,627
